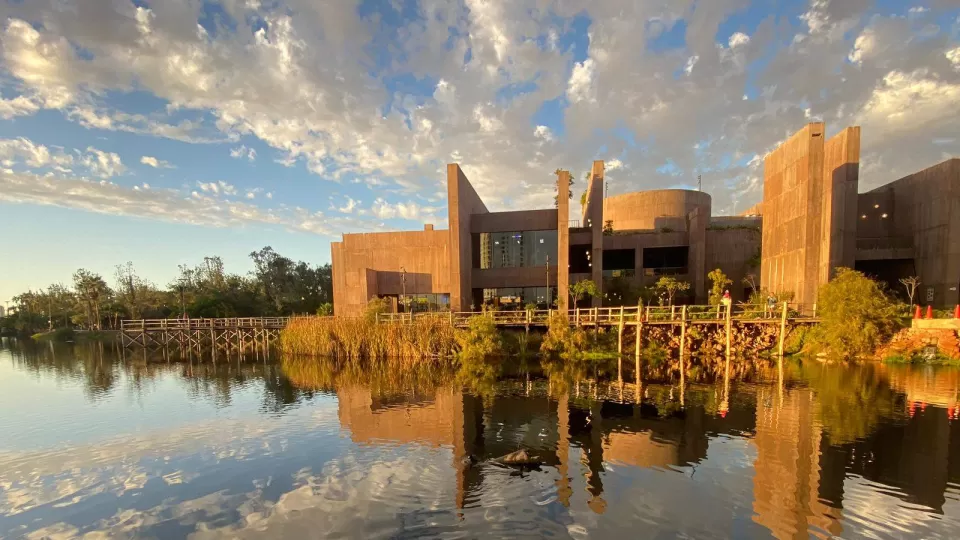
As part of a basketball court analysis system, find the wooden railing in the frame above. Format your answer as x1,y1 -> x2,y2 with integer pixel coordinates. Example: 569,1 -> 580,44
121,317 -> 292,331
376,303 -> 817,326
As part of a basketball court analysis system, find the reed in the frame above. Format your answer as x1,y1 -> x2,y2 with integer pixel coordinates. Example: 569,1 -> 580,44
280,314 -> 458,363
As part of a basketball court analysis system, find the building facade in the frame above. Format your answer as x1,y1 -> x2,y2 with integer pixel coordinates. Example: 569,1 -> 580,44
332,124 -> 958,316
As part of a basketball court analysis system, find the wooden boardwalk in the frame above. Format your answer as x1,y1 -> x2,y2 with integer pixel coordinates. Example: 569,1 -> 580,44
377,303 -> 818,328
120,317 -> 290,350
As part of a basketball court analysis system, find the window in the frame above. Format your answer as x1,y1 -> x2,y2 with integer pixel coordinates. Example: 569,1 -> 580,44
401,293 -> 450,313
602,249 -> 635,271
473,230 -> 558,269
479,287 -> 557,309
642,246 -> 689,275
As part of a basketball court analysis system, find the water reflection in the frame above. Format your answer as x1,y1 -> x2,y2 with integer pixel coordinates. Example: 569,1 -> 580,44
2,337 -> 960,538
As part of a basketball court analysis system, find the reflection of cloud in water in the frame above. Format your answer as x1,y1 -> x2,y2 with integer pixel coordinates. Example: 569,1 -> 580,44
0,406 -> 340,536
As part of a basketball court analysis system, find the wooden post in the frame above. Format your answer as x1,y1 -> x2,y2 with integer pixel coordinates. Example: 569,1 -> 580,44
617,307 -> 625,381
671,304 -> 676,320
679,305 -> 687,359
778,301 -> 788,357
575,308 -> 580,327
725,301 -> 732,361
635,318 -> 643,382
449,310 -> 454,327
812,303 -> 817,319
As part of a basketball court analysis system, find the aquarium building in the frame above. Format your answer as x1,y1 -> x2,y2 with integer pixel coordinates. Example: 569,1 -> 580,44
331,124 -> 959,316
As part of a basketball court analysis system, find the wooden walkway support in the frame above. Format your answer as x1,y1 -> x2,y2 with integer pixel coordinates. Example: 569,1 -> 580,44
120,317 -> 291,351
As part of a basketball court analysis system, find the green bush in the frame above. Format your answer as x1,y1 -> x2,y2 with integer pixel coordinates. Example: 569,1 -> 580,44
807,268 -> 902,360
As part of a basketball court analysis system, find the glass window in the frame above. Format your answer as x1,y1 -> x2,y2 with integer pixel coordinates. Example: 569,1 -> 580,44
481,287 -> 557,310
475,230 -> 558,269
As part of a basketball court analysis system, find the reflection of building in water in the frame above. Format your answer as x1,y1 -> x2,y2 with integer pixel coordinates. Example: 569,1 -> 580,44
882,366 -> 960,409
336,385 -> 458,447
751,387 -> 843,539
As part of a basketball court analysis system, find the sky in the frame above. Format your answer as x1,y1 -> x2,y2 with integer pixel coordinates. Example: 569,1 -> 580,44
0,0 -> 958,304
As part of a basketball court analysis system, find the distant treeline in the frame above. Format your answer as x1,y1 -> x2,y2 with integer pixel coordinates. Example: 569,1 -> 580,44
2,246 -> 332,334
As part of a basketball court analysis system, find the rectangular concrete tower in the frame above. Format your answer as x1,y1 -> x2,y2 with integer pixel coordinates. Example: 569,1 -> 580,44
820,127 -> 860,283
556,170 -> 571,312
448,164 -> 488,311
587,161 -> 605,307
761,123 -> 826,306
761,123 -> 861,306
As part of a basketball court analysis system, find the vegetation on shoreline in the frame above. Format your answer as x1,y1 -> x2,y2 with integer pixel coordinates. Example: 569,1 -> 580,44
2,247 -> 333,336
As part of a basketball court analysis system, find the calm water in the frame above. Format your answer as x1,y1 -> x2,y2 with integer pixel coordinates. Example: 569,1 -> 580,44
2,339 -> 960,539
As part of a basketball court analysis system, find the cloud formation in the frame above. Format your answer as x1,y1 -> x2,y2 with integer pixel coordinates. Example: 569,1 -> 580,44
140,155 -> 174,169
0,0 -> 956,222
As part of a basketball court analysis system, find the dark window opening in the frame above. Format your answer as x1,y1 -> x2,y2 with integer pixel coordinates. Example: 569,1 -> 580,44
855,259 -> 917,301
643,246 -> 688,275
569,244 -> 591,273
603,249 -> 635,270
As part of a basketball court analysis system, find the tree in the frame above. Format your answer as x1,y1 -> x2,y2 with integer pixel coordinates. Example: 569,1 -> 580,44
603,220 -> 614,235
553,169 -> 575,207
808,268 -> 901,359
708,268 -> 733,305
570,279 -> 600,307
899,276 -> 921,306
73,269 -> 110,329
655,276 -> 690,306
742,274 -> 759,298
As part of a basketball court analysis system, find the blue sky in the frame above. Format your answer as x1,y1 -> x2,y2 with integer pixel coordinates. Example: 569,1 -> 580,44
0,0 -> 958,303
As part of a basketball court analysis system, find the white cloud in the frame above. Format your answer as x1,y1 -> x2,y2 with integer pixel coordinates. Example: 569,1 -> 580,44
947,47 -> 960,70
0,94 -> 40,119
908,7 -> 929,14
0,0 -> 956,218
230,145 -> 257,161
140,155 -> 173,169
80,148 -> 125,179
534,125 -> 554,142
0,137 -> 72,169
606,159 -> 624,171
337,196 -> 359,214
567,58 -> 596,103
848,30 -> 875,64
370,198 -> 439,221
198,180 -> 238,196
728,32 -> 750,48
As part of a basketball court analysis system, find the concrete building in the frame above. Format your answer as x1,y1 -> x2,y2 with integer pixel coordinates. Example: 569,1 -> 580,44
332,124 -> 957,316
332,161 -> 763,316
758,123 -> 959,308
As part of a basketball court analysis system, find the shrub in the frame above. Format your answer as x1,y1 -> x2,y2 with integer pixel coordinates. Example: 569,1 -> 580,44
807,268 -> 902,359
707,269 -> 733,306
316,302 -> 334,316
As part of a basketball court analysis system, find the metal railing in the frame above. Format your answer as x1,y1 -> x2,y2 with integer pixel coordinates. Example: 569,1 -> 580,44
121,317 -> 292,331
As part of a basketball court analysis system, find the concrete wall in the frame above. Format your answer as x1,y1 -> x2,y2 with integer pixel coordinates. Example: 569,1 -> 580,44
858,158 -> 960,307
332,228 -> 452,316
820,127 -> 860,283
603,189 -> 711,233
448,164 -> 489,311
471,209 -> 557,232
589,161 -> 605,306
705,228 -> 762,302
557,170 -> 571,310
688,206 -> 708,302
472,267 -> 559,290
761,123 -> 827,305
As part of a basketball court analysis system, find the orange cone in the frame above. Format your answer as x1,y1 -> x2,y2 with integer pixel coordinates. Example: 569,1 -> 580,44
954,305 -> 960,319
926,305 -> 933,319
915,305 -> 922,319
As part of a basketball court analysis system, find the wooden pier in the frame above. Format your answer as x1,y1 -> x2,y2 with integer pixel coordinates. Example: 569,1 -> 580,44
120,317 -> 291,351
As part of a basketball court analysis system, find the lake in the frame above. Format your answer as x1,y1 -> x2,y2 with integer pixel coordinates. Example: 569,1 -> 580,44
2,338 -> 960,538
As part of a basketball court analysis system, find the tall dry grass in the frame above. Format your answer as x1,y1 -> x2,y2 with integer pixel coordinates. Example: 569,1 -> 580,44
280,315 -> 458,364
